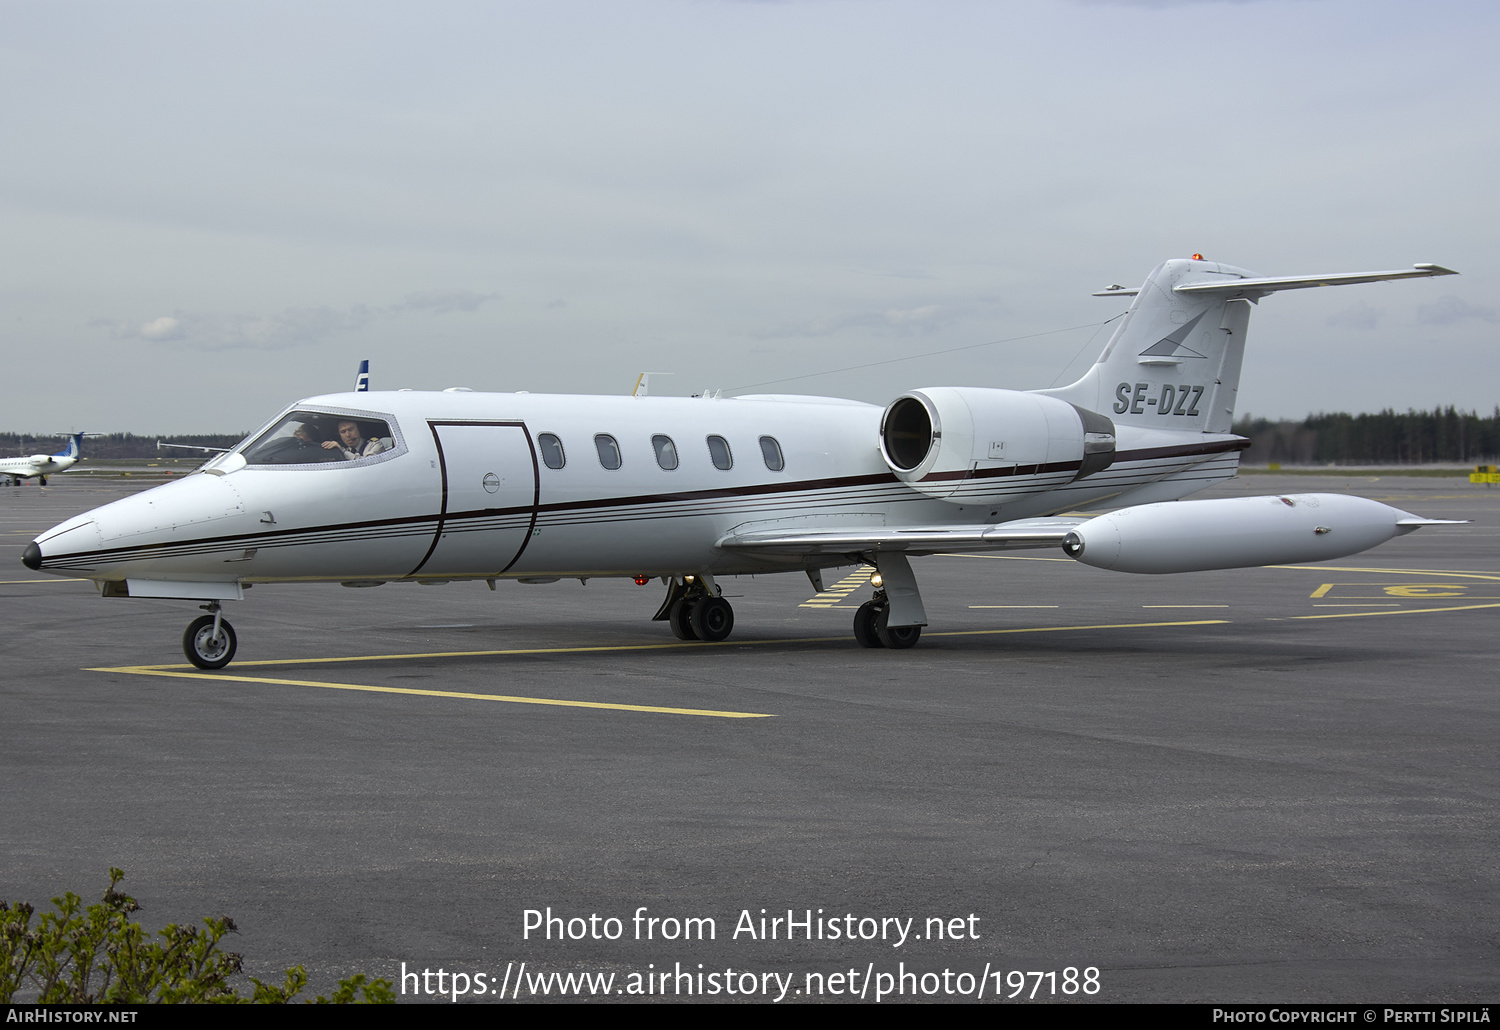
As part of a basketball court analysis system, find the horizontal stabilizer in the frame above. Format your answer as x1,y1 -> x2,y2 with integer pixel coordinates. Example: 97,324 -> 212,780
1172,264 -> 1458,299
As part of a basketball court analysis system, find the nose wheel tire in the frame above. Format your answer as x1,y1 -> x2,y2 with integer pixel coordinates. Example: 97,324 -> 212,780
688,596 -> 735,642
184,615 -> 237,670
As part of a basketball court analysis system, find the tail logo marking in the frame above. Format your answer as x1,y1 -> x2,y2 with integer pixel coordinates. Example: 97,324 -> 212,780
1137,311 -> 1209,361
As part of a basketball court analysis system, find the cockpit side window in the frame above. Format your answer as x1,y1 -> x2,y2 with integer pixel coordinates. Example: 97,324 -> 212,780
240,411 -> 399,467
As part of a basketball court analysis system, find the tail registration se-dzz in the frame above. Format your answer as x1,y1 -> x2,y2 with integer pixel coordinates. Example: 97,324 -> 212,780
23,257 -> 1462,669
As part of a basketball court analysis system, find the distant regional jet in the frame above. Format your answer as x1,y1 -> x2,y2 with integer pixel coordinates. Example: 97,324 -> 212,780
2,433 -> 84,485
23,257 -> 1464,669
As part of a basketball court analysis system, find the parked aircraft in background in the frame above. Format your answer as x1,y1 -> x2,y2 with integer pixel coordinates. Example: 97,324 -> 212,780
23,257 -> 1462,669
2,433 -> 84,485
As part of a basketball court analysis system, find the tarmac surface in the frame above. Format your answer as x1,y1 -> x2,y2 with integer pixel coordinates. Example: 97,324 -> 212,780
2,472 -> 1496,1003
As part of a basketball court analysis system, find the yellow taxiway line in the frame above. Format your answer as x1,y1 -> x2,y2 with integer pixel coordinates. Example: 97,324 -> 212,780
90,665 -> 776,719
1288,601 -> 1500,620
86,618 -> 1239,717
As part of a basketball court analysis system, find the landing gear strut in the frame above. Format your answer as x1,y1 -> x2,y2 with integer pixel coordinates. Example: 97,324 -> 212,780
656,575 -> 735,643
183,602 -> 237,669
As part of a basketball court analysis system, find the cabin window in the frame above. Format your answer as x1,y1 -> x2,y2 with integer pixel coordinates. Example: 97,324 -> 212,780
652,435 -> 679,470
759,436 -> 784,472
241,411 -> 397,467
595,434 -> 622,470
707,435 -> 732,471
539,433 -> 565,470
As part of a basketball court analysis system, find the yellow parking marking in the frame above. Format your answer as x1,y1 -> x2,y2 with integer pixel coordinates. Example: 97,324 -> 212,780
1383,584 -> 1482,597
800,568 -> 874,607
91,666 -> 775,719
1275,565 -> 1500,582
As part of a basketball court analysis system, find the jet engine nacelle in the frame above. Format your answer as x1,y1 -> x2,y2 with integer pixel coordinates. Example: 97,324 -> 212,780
1063,493 -> 1428,574
878,387 -> 1115,504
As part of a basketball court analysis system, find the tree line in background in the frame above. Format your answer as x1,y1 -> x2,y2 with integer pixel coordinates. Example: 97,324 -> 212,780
4,408 -> 1500,465
1233,407 -> 1500,465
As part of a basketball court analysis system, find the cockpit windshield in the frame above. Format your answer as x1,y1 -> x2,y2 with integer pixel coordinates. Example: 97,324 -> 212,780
239,410 -> 399,467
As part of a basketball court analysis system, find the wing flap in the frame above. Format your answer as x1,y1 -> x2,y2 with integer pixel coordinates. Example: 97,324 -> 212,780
717,517 -> 1084,556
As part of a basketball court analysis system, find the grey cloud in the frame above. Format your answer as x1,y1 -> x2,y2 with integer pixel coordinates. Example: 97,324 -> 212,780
1327,302 -> 1381,331
397,289 -> 499,315
1416,296 -> 1498,327
108,291 -> 496,351
108,305 -> 375,351
763,303 -> 962,339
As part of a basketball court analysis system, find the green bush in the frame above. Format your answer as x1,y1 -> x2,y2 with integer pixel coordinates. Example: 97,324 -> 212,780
0,869 -> 393,1004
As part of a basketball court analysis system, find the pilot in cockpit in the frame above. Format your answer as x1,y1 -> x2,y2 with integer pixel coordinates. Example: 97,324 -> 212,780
324,419 -> 387,461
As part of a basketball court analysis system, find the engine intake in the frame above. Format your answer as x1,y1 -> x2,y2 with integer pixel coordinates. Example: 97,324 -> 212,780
878,387 -> 1115,505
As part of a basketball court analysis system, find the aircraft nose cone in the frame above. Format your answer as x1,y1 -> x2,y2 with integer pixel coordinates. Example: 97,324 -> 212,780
22,541 -> 42,570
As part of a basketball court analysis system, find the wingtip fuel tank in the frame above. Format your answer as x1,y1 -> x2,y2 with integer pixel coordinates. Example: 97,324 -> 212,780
1062,493 -> 1442,575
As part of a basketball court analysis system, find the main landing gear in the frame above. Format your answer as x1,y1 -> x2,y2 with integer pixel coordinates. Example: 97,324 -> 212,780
655,574 -> 735,643
853,596 -> 922,650
852,553 -> 927,650
183,601 -> 237,670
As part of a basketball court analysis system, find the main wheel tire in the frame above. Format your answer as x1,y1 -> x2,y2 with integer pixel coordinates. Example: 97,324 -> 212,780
668,597 -> 699,640
874,608 -> 922,650
183,615 -> 237,670
689,596 -> 735,642
853,600 -> 885,648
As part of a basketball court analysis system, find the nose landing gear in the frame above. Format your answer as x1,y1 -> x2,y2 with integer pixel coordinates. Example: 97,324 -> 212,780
183,602 -> 237,670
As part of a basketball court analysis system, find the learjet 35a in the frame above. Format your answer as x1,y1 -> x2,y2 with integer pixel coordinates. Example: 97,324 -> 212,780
23,257 -> 1464,669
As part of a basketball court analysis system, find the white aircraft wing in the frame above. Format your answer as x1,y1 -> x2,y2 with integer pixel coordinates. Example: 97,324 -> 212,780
717,517 -> 1084,556
1173,264 -> 1458,299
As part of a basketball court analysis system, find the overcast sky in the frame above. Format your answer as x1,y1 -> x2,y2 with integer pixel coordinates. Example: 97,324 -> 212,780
2,0 -> 1495,434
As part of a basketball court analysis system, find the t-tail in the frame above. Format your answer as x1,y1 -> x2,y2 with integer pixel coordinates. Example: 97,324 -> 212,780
355,360 -> 370,392
1042,256 -> 1458,432
56,433 -> 84,460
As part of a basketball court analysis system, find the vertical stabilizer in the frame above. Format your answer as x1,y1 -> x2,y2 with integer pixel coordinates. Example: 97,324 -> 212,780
1041,257 -> 1457,433
1042,258 -> 1255,432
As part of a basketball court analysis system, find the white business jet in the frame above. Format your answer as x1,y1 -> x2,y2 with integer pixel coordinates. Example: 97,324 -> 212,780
23,257 -> 1463,669
2,433 -> 85,485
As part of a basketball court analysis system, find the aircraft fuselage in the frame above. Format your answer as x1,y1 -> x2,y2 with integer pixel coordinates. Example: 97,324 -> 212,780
28,390 -> 1242,587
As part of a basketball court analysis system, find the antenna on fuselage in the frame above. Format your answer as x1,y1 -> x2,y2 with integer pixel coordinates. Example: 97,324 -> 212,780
632,372 -> 674,397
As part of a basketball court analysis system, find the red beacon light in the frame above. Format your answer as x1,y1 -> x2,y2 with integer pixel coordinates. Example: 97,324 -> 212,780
633,574 -> 651,586
1191,253 -> 1205,261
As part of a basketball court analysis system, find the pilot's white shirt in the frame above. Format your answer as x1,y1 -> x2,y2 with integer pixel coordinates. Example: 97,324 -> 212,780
339,438 -> 386,461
